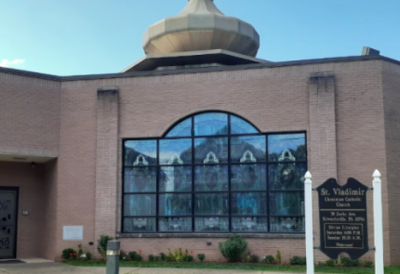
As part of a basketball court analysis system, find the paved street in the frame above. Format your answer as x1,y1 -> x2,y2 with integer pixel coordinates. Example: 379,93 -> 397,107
0,262 -> 305,274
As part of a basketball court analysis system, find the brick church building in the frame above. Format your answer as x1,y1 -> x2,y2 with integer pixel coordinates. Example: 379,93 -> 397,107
0,0 -> 399,265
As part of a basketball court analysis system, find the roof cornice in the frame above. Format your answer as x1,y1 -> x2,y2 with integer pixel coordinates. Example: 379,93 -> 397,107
1,55 -> 399,82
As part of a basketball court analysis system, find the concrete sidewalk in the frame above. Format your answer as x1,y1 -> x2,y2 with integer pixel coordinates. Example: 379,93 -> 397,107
0,262 -> 305,274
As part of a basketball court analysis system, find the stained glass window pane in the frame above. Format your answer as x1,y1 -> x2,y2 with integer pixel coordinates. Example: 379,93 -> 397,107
165,118 -> 192,137
123,218 -> 156,232
270,217 -> 305,233
195,217 -> 229,232
194,113 -> 228,136
231,135 -> 266,163
124,167 -> 157,193
231,164 -> 266,191
269,192 -> 304,215
232,217 -> 268,232
268,134 -> 306,162
231,115 -> 259,134
195,165 -> 228,191
159,166 -> 192,192
160,139 -> 192,165
194,137 -> 228,164
124,194 -> 156,216
269,163 -> 306,190
159,217 -> 192,232
231,192 -> 267,215
159,194 -> 192,216
195,193 -> 229,215
124,140 -> 157,166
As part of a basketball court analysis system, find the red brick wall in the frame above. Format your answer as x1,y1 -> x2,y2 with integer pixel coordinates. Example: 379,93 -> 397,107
383,61 -> 400,265
0,72 -> 60,158
41,159 -> 58,260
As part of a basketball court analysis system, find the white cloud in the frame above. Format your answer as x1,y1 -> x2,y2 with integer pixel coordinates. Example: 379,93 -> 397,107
0,59 -> 25,68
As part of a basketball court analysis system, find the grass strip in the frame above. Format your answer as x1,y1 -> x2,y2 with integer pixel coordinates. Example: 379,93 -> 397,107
65,261 -> 400,273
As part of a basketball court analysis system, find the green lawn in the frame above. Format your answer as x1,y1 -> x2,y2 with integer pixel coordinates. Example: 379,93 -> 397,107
65,261 -> 400,273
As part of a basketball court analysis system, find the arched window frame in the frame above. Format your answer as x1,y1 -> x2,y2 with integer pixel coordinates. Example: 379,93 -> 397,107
122,111 -> 307,234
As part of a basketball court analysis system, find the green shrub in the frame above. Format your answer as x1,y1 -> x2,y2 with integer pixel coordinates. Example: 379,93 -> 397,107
218,235 -> 248,262
289,256 -> 306,265
275,250 -> 282,264
184,255 -> 194,262
154,256 -> 160,261
263,255 -> 276,264
148,254 -> 155,261
86,252 -> 92,261
341,257 -> 361,267
160,253 -> 167,261
77,244 -> 83,258
325,259 -> 335,267
97,235 -> 114,259
197,254 -> 205,262
128,251 -> 143,261
250,254 -> 260,263
62,248 -> 77,260
119,250 -> 127,261
364,261 -> 373,268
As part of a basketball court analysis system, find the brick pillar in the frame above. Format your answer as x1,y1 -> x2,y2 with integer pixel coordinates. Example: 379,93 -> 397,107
95,87 -> 119,246
308,72 -> 337,262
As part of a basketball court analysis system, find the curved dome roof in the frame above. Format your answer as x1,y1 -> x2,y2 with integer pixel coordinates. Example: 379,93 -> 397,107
143,0 -> 260,57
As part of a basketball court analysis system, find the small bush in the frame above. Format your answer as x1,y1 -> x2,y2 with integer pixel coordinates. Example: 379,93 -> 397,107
154,256 -> 160,261
275,250 -> 282,264
160,253 -> 167,261
62,248 -> 77,260
289,256 -> 306,265
263,255 -> 276,264
97,235 -> 114,259
218,235 -> 248,262
250,254 -> 260,263
341,257 -> 361,267
325,259 -> 335,267
148,254 -> 155,262
119,250 -> 127,261
128,251 -> 143,261
197,254 -> 205,262
184,255 -> 194,262
364,261 -> 373,268
77,244 -> 83,258
86,252 -> 92,261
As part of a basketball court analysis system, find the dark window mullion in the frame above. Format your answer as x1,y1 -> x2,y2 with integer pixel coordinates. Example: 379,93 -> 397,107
228,114 -> 232,232
266,134 -> 270,232
191,116 -> 195,232
156,139 -> 160,232
122,141 -> 126,232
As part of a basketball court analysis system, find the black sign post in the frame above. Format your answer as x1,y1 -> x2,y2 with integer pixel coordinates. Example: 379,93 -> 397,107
317,178 -> 369,260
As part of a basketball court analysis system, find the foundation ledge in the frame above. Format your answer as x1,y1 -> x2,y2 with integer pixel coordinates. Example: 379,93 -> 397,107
116,233 -> 305,239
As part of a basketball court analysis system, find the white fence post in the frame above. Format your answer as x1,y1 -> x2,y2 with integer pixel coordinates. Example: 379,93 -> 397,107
373,170 -> 384,274
304,171 -> 314,274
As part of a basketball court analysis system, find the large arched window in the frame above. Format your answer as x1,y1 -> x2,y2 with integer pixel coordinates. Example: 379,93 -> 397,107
123,112 -> 307,233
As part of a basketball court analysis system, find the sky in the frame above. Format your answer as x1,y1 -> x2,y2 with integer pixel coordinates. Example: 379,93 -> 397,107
1,0 -> 399,76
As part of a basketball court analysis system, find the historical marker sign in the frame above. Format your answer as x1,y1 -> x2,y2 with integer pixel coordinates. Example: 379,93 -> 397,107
317,178 -> 369,260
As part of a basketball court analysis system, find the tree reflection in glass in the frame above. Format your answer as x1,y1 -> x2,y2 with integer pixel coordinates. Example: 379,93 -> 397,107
195,193 -> 229,215
159,194 -> 192,216
231,192 -> 266,215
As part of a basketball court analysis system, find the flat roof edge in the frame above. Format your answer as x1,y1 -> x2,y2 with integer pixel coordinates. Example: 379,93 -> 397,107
1,55 -> 399,82
0,66 -> 60,81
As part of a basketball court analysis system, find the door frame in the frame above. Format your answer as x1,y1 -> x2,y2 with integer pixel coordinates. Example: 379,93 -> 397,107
0,187 -> 19,259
